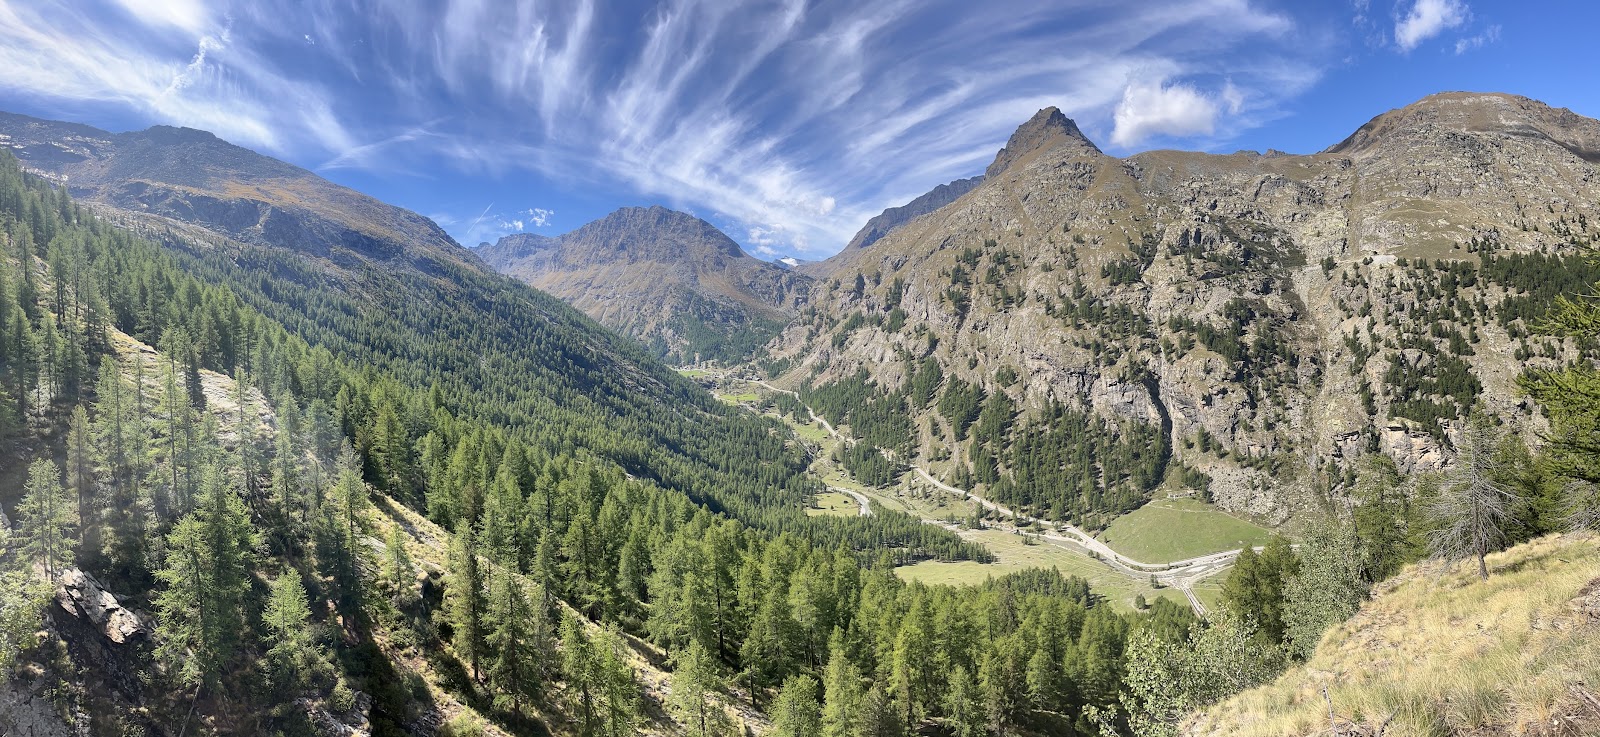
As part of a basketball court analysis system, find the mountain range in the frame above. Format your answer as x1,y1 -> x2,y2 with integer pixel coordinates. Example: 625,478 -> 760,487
4,89 -> 1600,737
766,91 -> 1600,524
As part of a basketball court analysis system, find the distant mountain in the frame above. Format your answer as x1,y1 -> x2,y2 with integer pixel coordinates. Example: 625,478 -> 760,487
777,256 -> 809,269
769,92 -> 1600,525
0,110 -> 822,522
476,206 -> 811,364
844,175 -> 985,253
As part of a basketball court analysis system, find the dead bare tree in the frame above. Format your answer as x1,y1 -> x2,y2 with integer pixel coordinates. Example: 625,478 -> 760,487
1563,479 -> 1600,533
1427,414 -> 1519,580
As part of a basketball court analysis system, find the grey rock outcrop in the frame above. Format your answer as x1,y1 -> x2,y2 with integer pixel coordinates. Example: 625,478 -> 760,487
772,92 -> 1600,519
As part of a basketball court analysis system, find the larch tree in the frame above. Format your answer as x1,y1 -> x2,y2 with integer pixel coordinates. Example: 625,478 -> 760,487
821,645 -> 865,737
17,458 -> 75,581
485,566 -> 539,713
769,674 -> 822,737
669,639 -> 731,737
445,520 -> 486,682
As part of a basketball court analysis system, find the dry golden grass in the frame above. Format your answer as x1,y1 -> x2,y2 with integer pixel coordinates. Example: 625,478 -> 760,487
1187,533 -> 1600,737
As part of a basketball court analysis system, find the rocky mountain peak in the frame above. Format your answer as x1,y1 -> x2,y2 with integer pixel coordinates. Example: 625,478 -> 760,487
569,205 -> 747,261
1325,91 -> 1600,163
985,106 -> 1099,178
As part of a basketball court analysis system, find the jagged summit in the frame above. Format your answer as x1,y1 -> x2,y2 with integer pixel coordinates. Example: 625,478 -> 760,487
986,106 -> 1100,178
844,175 -> 985,252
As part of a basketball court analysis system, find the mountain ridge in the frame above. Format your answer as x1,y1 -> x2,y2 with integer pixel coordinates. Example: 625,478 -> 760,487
477,205 -> 810,364
770,90 -> 1600,526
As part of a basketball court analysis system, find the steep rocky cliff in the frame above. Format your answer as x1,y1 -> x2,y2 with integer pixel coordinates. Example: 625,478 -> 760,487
477,206 -> 810,364
841,175 -> 985,254
769,92 -> 1600,523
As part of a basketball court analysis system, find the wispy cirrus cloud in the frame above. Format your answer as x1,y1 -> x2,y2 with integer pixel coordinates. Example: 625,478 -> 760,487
0,0 -> 1344,257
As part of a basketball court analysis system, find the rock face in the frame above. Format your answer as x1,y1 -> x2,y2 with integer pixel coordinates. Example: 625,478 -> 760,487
476,206 -> 811,364
55,569 -> 152,646
771,92 -> 1600,519
0,678 -> 77,737
843,176 -> 986,253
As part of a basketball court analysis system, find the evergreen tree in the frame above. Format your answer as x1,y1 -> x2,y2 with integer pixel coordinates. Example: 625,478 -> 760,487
770,674 -> 822,737
446,521 -> 486,682
485,566 -> 539,712
17,458 -> 75,580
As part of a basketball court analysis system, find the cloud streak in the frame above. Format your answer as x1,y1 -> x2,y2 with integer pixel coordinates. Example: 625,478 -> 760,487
0,0 -> 1340,257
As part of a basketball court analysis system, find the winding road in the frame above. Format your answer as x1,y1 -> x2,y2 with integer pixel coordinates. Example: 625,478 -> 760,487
733,371 -> 1239,615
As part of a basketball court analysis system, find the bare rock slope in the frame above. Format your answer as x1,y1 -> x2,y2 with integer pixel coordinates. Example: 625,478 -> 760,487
771,92 -> 1600,522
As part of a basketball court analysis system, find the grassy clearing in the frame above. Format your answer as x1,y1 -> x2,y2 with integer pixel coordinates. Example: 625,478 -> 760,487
896,527 -> 1187,612
714,391 -> 761,404
674,368 -> 712,378
1189,533 -> 1600,737
790,419 -> 832,444
1098,496 -> 1274,562
807,491 -> 860,517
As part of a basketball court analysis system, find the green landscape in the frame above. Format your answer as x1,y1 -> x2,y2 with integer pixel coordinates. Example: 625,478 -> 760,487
2,7 -> 1600,737
1098,497 -> 1274,563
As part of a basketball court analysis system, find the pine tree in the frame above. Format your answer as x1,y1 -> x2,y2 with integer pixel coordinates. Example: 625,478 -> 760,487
446,521 -> 486,682
17,458 -> 75,580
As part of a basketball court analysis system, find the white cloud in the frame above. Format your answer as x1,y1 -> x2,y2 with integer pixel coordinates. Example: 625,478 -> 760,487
111,0 -> 210,34
524,208 -> 555,227
1454,23 -> 1500,54
1394,0 -> 1469,52
1111,79 -> 1221,148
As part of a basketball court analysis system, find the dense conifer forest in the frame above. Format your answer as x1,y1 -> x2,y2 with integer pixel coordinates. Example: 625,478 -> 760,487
3,136 -> 1600,736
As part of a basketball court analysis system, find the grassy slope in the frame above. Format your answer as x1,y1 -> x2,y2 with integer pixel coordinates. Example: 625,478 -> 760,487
807,492 -> 860,517
1098,496 -> 1274,563
1188,533 -> 1600,737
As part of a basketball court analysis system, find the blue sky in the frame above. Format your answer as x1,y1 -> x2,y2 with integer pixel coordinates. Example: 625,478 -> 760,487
0,0 -> 1594,260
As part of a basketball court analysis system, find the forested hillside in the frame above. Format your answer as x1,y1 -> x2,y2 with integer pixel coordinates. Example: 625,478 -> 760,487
2,93 -> 1599,737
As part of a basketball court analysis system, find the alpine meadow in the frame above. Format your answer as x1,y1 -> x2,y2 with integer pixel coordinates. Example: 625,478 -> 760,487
2,2 -> 1600,737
